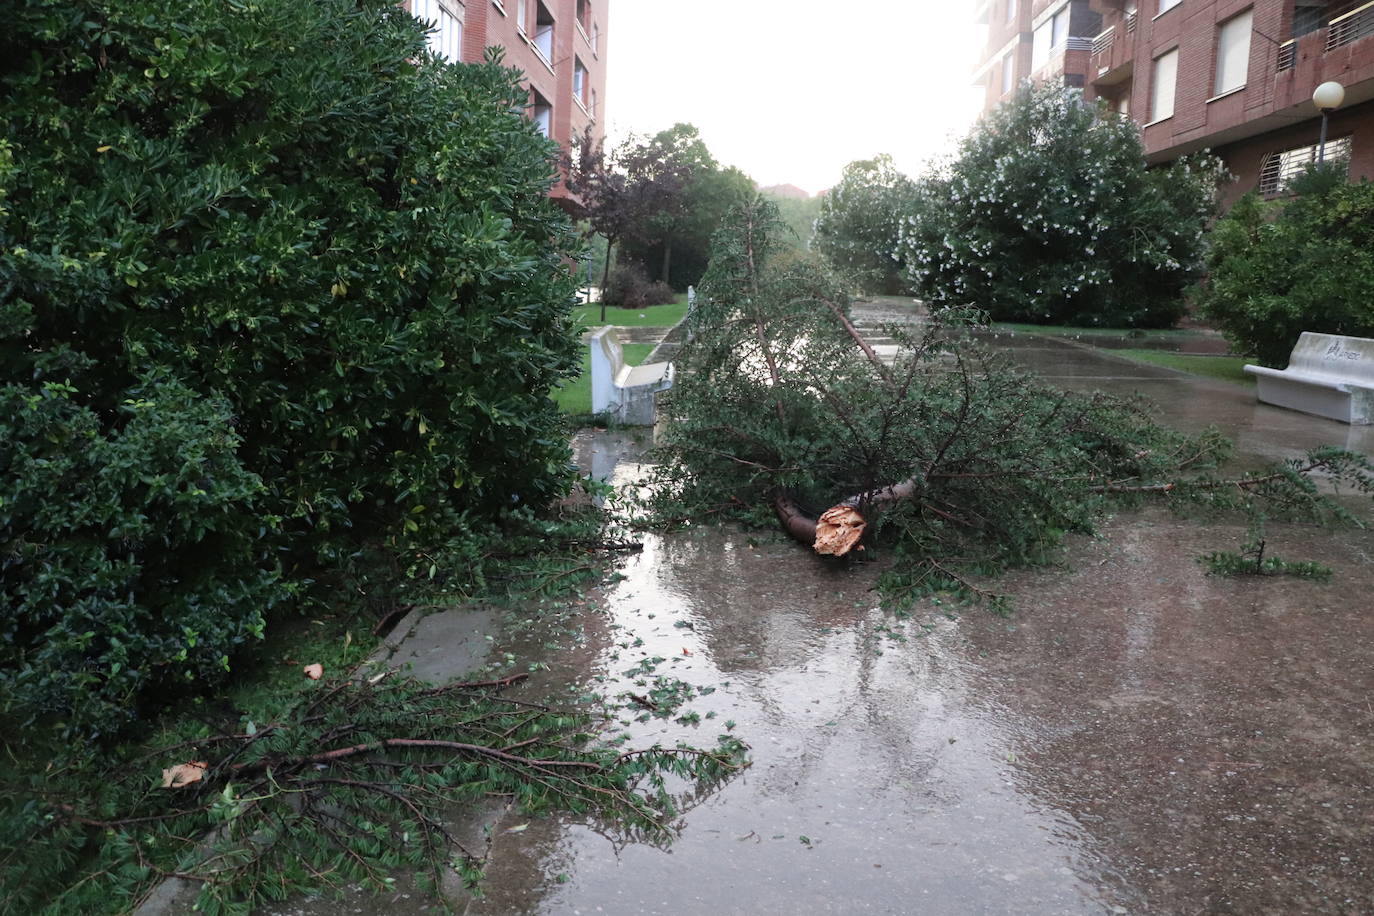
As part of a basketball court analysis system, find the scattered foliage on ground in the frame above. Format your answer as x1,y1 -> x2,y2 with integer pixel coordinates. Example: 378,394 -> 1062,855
1197,166 -> 1374,366
0,669 -> 747,915
1200,520 -> 1333,580
899,84 -> 1225,328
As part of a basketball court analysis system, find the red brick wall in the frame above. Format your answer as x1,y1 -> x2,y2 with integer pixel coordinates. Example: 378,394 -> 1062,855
1217,97 -> 1374,207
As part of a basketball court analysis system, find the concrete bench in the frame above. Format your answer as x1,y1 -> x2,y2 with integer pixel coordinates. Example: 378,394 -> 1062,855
1245,332 -> 1374,424
589,327 -> 674,426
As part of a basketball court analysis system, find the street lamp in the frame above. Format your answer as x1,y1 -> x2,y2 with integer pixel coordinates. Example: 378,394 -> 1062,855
1312,80 -> 1346,163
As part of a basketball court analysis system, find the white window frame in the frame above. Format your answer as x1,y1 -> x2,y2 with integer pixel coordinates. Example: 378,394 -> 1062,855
1156,0 -> 1182,17
1006,0 -> 1017,24
1031,5 -> 1070,72
1149,47 -> 1179,123
413,0 -> 464,63
1001,49 -> 1016,94
1212,9 -> 1252,97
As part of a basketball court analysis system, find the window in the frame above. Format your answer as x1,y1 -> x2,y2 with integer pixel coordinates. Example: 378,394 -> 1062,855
1150,48 -> 1178,121
530,89 -> 552,137
589,88 -> 597,118
532,1 -> 554,65
413,0 -> 464,62
1214,9 -> 1252,95
592,22 -> 600,53
1259,136 -> 1351,196
1006,0 -> 1017,23
1158,0 -> 1181,14
1031,5 -> 1070,71
576,0 -> 590,30
1001,50 -> 1015,94
515,0 -> 526,32
573,57 -> 589,107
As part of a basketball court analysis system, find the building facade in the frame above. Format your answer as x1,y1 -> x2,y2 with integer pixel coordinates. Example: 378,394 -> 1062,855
406,0 -> 608,213
975,0 -> 1374,204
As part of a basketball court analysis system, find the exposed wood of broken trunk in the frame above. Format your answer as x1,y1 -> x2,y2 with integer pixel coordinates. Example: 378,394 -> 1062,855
774,476 -> 923,557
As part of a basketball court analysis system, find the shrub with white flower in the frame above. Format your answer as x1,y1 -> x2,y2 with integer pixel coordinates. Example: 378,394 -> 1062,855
899,84 -> 1227,327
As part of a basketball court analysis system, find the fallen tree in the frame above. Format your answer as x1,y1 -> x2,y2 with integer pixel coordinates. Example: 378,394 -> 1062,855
645,197 -> 1374,606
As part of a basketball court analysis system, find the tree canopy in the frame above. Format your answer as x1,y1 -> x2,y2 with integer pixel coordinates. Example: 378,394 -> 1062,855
812,154 -> 916,295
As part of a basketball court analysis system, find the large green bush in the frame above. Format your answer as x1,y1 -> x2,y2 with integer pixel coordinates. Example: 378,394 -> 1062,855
1,0 -> 581,736
1197,168 -> 1374,366
900,84 -> 1224,328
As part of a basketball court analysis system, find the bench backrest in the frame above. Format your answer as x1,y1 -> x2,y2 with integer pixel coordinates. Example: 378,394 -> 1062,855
1287,332 -> 1374,385
589,327 -> 624,414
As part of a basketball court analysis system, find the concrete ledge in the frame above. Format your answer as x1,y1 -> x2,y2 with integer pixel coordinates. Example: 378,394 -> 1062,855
589,326 -> 674,426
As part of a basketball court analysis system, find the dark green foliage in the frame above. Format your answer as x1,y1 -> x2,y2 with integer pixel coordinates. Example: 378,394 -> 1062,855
649,198 -> 1374,608
1197,167 -> 1374,366
1,0 -> 581,736
617,124 -> 756,290
812,155 -> 916,295
0,378 -> 287,737
901,84 -> 1224,328
0,672 -> 748,914
602,259 -> 676,307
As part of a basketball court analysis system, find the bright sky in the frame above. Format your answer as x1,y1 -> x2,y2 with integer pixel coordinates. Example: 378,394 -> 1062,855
603,0 -> 987,196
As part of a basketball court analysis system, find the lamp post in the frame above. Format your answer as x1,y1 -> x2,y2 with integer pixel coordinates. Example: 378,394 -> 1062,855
1312,80 -> 1346,163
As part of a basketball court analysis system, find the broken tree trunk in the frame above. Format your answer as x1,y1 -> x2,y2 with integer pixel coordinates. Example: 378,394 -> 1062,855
774,475 -> 924,557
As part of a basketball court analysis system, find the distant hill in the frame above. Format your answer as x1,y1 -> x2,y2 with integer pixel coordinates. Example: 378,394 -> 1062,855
758,183 -> 811,200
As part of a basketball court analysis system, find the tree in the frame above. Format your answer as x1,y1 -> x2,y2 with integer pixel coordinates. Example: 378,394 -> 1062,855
812,155 -> 916,295
1,0 -> 582,736
648,197 -> 1373,606
1197,166 -> 1374,366
617,124 -> 754,290
900,84 -> 1226,328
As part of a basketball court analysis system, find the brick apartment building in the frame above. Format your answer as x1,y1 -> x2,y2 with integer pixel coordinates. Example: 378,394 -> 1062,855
406,0 -> 608,213
975,0 -> 1374,205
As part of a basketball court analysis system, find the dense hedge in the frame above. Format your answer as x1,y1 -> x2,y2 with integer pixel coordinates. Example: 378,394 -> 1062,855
1,0 -> 581,737
1198,168 -> 1374,366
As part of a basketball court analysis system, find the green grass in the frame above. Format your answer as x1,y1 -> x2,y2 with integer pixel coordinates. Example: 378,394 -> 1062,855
554,342 -> 658,415
1113,349 -> 1255,385
572,294 -> 690,330
991,322 -> 1210,341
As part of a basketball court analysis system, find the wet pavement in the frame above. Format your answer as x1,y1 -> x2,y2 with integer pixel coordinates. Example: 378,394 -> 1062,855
271,313 -> 1374,916
455,321 -> 1374,916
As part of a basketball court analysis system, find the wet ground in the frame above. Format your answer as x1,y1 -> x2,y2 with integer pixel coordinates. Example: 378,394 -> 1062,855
451,321 -> 1374,915
250,315 -> 1374,916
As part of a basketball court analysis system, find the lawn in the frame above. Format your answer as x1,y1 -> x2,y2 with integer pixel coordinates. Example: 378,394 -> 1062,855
1113,349 -> 1255,385
554,342 -> 658,415
991,321 -> 1212,343
572,293 -> 690,330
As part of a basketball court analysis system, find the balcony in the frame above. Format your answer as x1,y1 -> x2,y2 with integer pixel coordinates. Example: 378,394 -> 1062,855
1091,25 -> 1114,56
1327,0 -> 1374,51
1275,0 -> 1374,72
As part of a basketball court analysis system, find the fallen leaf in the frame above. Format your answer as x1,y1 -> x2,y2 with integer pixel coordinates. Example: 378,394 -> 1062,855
95,145 -> 112,153
681,648 -> 692,656
303,663 -> 324,680
161,761 -> 208,789
503,823 -> 529,834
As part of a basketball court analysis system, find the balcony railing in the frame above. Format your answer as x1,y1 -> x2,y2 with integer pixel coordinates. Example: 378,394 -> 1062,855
1066,36 -> 1095,52
1327,0 -> 1374,51
1125,9 -> 1137,33
1277,39 -> 1296,70
1092,26 -> 1115,56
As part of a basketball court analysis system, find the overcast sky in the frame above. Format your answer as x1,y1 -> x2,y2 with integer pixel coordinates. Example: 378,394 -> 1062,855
603,1 -> 987,196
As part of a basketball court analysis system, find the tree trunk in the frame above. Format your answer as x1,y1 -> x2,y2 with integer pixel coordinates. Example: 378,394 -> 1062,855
660,236 -> 673,285
600,237 -> 615,323
774,476 -> 924,557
